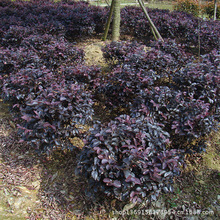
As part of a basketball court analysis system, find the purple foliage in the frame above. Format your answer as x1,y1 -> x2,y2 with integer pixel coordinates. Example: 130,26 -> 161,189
2,67 -> 52,103
0,0 -> 107,41
77,114 -> 183,203
99,41 -> 219,152
0,0 -> 219,203
137,87 -> 216,151
61,64 -> 102,86
0,1 -> 219,53
99,40 -> 190,110
121,6 -> 220,54
17,80 -> 93,153
172,50 -> 220,119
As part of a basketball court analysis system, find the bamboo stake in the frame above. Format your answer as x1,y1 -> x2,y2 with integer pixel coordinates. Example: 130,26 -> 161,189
102,0 -> 115,41
214,0 -> 217,21
137,0 -> 164,41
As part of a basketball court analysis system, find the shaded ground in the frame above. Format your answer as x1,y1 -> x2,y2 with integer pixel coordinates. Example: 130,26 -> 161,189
0,39 -> 219,219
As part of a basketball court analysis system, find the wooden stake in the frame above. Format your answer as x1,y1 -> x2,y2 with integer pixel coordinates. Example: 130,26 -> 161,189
137,0 -> 164,41
102,0 -> 115,41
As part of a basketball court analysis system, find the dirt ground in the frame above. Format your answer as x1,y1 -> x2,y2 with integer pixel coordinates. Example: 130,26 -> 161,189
0,39 -> 219,220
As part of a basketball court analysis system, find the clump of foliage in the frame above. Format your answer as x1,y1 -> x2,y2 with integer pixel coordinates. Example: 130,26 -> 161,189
1,66 -> 94,153
77,114 -> 183,203
61,64 -> 102,86
1,25 -> 32,48
174,0 -> 220,19
172,50 -> 220,119
102,41 -> 145,65
0,28 -> 92,155
0,35 -> 85,77
137,87 -> 216,151
174,0 -> 200,16
99,40 -> 190,110
203,1 -> 220,19
2,68 -> 52,103
17,80 -> 93,153
21,35 -> 85,69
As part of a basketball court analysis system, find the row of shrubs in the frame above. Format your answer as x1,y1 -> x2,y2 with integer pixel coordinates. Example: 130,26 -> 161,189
0,0 -> 219,54
120,6 -> 220,54
174,0 -> 220,19
1,38 -> 219,202
100,40 -> 219,150
0,0 -> 219,203
0,32 -> 106,154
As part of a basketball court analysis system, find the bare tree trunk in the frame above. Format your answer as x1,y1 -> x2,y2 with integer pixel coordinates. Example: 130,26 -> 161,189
214,0 -> 217,21
137,0 -> 164,41
102,0 -> 115,41
112,0 -> 120,41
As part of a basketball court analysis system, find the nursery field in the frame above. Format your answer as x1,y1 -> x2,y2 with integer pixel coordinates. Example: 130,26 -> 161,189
0,0 -> 219,219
